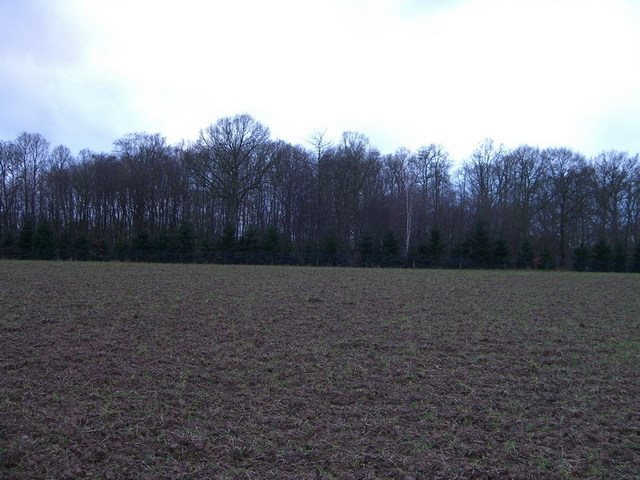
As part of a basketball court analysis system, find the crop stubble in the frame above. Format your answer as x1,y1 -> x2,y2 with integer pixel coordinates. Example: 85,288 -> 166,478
0,261 -> 639,479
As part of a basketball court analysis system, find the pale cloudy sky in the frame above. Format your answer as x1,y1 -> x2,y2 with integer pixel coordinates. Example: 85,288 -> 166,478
1,0 -> 639,161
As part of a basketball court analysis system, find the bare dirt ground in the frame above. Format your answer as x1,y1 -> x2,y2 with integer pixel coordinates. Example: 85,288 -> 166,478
1,260 -> 639,479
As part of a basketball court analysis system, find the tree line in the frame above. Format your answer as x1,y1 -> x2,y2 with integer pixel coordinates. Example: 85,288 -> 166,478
1,114 -> 640,271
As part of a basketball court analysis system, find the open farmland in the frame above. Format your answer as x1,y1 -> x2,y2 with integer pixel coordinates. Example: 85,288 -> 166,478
1,261 -> 639,479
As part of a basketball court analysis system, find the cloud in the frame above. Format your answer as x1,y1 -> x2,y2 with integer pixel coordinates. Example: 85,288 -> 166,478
0,0 -> 143,153
1,0 -> 638,160
0,1 -> 85,67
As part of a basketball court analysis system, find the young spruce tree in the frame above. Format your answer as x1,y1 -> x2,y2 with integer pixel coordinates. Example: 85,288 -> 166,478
516,238 -> 534,269
592,238 -> 612,272
631,243 -> 640,273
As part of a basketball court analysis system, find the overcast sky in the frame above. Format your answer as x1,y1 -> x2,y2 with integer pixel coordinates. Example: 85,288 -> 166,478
1,0 -> 639,161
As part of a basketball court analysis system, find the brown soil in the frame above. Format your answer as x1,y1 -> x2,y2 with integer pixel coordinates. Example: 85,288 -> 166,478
1,261 -> 639,479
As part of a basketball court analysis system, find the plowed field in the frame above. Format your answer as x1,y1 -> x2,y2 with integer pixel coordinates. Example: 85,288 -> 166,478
1,261 -> 639,479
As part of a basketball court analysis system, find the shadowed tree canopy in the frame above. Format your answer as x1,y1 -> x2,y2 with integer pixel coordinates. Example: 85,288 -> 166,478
0,119 -> 639,271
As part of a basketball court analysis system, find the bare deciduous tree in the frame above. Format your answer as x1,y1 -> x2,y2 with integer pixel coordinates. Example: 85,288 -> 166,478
384,148 -> 419,256
189,114 -> 272,235
544,147 -> 590,267
14,132 -> 49,222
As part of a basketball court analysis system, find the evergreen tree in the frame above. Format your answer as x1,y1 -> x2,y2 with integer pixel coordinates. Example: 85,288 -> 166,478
261,225 -> 281,253
113,239 -> 129,260
93,238 -> 108,257
493,238 -> 510,268
217,224 -> 236,251
516,238 -> 534,269
238,227 -> 260,251
358,230 -> 374,256
573,244 -> 590,271
452,240 -> 471,268
382,230 -> 400,256
2,230 -> 15,248
33,222 -> 55,258
592,238 -> 612,272
72,235 -> 91,260
632,243 -> 640,273
57,231 -> 70,251
358,230 -> 375,266
152,233 -> 170,251
322,236 -> 338,255
427,227 -> 445,262
280,235 -> 293,254
132,231 -> 150,250
613,243 -> 627,272
73,236 -> 90,251
470,221 -> 492,268
417,242 -> 429,266
200,237 -> 215,252
540,245 -> 555,270
175,221 -> 195,253
17,219 -> 34,250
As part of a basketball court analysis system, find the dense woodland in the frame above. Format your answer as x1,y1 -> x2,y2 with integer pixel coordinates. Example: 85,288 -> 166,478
1,114 -> 640,270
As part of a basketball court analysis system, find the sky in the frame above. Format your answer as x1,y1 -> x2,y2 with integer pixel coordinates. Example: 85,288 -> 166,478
1,0 -> 639,162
